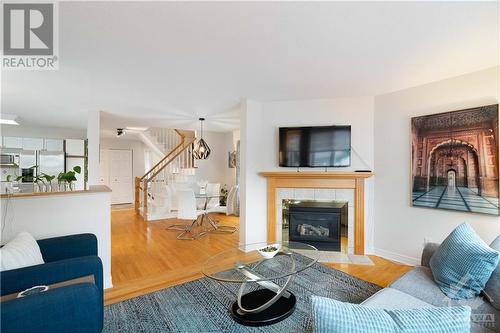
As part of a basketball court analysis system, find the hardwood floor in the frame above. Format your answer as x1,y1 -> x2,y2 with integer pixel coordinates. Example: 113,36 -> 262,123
105,209 -> 413,305
326,256 -> 414,288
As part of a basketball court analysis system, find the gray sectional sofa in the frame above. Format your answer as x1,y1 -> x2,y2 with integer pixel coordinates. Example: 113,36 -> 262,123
361,241 -> 499,333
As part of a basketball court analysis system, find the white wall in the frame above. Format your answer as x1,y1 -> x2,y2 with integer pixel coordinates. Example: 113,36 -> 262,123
232,129 -> 241,150
374,66 -> 500,265
87,111 -> 101,185
1,189 -> 113,288
240,97 -> 375,249
240,99 -> 268,245
100,138 -> 146,180
0,124 -> 86,139
194,130 -> 236,189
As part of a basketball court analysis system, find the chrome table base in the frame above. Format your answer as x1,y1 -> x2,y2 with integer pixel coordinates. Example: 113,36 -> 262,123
167,213 -> 237,240
230,252 -> 297,326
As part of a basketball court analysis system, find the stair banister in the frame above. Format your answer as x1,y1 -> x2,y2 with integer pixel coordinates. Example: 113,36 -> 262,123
134,128 -> 196,220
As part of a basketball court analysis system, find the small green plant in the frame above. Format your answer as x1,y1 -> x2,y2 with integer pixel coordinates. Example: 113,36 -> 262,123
42,174 -> 56,183
57,166 -> 82,190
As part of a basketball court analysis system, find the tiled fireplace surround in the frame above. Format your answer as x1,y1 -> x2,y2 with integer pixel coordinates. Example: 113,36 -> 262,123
276,188 -> 355,254
260,171 -> 374,255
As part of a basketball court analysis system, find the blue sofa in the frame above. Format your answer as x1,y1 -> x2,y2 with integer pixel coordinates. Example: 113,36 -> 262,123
0,233 -> 103,333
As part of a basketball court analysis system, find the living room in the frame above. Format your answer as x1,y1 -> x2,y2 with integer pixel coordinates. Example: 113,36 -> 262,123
1,1 -> 499,333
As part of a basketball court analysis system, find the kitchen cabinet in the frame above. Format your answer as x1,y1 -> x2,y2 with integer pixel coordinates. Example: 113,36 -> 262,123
22,138 -> 44,150
3,137 -> 23,149
44,139 -> 64,151
65,139 -> 85,156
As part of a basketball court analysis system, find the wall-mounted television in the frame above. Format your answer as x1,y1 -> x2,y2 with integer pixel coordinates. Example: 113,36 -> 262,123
279,125 -> 351,167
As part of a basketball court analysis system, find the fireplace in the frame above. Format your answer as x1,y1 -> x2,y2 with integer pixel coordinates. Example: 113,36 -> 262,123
282,200 -> 348,252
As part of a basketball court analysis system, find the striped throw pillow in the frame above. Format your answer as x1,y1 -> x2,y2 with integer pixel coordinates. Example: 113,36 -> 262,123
430,223 -> 500,300
311,296 -> 471,333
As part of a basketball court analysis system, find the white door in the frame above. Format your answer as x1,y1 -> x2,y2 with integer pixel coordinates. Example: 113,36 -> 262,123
98,149 -> 109,185
109,149 -> 133,204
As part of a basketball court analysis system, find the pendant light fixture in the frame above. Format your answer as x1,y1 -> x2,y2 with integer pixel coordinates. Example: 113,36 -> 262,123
193,117 -> 211,159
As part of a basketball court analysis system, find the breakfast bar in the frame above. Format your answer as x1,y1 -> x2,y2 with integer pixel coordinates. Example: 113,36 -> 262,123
0,186 -> 113,288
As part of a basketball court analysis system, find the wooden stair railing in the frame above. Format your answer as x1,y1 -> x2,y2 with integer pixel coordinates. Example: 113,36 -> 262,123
134,130 -> 196,219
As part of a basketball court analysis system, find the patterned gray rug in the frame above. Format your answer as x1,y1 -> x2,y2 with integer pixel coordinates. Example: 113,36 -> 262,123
104,260 -> 381,332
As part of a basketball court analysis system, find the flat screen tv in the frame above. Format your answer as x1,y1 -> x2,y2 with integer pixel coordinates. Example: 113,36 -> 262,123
279,125 -> 351,167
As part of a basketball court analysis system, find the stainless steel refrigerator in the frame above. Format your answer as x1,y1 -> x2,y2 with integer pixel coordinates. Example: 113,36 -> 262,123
38,151 -> 65,180
18,150 -> 64,192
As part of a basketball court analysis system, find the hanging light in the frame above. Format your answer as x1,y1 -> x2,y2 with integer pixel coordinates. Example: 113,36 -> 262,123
193,117 -> 211,159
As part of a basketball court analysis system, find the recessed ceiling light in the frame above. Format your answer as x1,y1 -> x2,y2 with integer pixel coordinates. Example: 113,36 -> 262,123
0,114 -> 19,126
126,126 -> 148,131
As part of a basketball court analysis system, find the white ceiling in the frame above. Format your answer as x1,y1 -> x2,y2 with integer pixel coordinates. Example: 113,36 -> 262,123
2,1 -> 498,131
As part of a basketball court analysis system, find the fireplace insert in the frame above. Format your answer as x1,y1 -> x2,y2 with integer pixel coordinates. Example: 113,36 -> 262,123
288,201 -> 346,251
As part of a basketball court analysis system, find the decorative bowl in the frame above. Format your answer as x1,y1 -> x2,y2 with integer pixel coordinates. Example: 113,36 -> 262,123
257,244 -> 281,259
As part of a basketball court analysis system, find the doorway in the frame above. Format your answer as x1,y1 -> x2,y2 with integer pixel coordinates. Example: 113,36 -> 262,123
447,169 -> 456,188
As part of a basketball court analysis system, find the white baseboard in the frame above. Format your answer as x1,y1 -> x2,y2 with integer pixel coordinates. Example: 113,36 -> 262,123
373,248 -> 420,266
104,275 -> 113,289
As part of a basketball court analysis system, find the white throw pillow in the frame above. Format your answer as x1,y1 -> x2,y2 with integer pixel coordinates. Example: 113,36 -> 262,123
0,232 -> 44,271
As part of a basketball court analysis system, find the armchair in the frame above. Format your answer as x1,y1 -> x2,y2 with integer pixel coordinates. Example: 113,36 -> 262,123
0,233 -> 103,333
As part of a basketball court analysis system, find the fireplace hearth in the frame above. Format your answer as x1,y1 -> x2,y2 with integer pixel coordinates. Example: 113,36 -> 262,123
283,200 -> 347,252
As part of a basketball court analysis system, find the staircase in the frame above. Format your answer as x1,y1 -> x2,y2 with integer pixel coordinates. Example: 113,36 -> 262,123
135,128 -> 196,221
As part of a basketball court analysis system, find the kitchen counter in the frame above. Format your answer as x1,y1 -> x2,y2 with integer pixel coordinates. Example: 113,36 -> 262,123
0,185 -> 111,199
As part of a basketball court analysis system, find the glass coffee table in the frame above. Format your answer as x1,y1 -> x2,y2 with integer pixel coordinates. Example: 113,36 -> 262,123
202,241 -> 318,326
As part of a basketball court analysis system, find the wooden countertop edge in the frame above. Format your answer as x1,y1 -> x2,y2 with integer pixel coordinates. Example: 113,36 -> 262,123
0,185 -> 112,199
259,171 -> 374,179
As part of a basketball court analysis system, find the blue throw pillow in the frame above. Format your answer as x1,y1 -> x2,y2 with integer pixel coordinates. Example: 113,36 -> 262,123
429,223 -> 500,300
311,296 -> 471,333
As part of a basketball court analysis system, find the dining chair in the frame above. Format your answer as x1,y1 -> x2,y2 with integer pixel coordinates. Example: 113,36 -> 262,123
205,183 -> 237,233
226,185 -> 239,216
167,189 -> 207,240
205,183 -> 222,211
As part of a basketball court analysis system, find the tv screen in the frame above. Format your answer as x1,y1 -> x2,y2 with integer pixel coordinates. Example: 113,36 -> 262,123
279,126 -> 351,167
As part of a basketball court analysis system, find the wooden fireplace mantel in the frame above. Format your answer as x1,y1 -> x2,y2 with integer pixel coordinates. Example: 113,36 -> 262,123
259,171 -> 374,255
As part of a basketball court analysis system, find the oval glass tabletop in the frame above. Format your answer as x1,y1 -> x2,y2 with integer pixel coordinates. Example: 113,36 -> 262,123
202,241 -> 319,283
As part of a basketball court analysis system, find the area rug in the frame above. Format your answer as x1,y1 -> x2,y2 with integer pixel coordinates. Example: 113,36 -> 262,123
104,259 -> 381,333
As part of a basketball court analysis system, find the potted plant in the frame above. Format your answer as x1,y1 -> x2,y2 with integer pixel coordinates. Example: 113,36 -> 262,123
1,175 -> 14,193
57,166 -> 81,191
33,174 -> 47,192
41,174 -> 56,192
